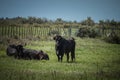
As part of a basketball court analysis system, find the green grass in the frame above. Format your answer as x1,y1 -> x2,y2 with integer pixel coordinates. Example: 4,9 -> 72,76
0,38 -> 120,80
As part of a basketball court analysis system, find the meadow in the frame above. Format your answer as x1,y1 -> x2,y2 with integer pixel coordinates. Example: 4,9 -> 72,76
0,38 -> 120,80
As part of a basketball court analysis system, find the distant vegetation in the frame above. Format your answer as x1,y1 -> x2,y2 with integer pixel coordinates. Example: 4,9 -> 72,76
0,16 -> 120,44
0,16 -> 120,28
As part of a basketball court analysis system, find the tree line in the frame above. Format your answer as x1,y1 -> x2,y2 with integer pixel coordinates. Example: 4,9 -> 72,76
0,16 -> 120,44
0,16 -> 120,28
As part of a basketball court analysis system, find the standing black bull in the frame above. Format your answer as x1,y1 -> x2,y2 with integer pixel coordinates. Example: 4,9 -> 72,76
53,35 -> 76,62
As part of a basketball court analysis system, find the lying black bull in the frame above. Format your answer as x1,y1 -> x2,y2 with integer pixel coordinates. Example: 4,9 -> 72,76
53,35 -> 76,62
16,45 -> 49,60
6,45 -> 49,60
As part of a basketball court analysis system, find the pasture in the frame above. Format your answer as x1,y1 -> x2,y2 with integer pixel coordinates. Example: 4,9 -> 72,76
0,38 -> 120,80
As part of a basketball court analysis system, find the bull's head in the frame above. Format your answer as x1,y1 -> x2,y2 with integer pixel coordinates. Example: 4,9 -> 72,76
53,35 -> 62,41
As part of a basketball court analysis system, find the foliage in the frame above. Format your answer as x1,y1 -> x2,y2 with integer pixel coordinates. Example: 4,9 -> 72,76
104,31 -> 120,44
81,17 -> 95,26
76,27 -> 99,38
0,16 -> 120,28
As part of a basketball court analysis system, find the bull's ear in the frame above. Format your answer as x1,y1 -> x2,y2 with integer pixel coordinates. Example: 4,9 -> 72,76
58,35 -> 62,40
53,36 -> 56,40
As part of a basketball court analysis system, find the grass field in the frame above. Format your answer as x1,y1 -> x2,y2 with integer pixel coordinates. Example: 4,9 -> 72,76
0,38 -> 120,80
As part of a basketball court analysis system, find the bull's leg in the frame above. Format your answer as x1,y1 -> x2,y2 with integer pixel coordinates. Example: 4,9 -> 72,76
57,55 -> 60,62
66,53 -> 69,62
61,56 -> 62,62
71,50 -> 75,62
61,54 -> 64,62
56,51 -> 60,62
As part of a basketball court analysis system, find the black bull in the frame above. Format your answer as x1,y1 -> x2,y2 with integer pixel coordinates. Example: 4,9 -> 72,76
6,45 -> 49,60
53,35 -> 76,62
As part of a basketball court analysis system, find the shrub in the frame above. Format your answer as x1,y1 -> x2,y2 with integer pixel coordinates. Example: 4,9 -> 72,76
104,31 -> 120,44
89,29 -> 98,38
76,27 -> 89,38
76,27 -> 98,38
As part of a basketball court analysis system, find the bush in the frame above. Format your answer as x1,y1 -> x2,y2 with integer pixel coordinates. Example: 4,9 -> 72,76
104,31 -> 120,44
89,29 -> 98,38
76,27 -> 99,38
76,27 -> 89,38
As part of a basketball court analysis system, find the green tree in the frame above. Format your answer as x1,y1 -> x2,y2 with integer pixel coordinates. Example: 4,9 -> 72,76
81,17 -> 95,26
55,18 -> 64,24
